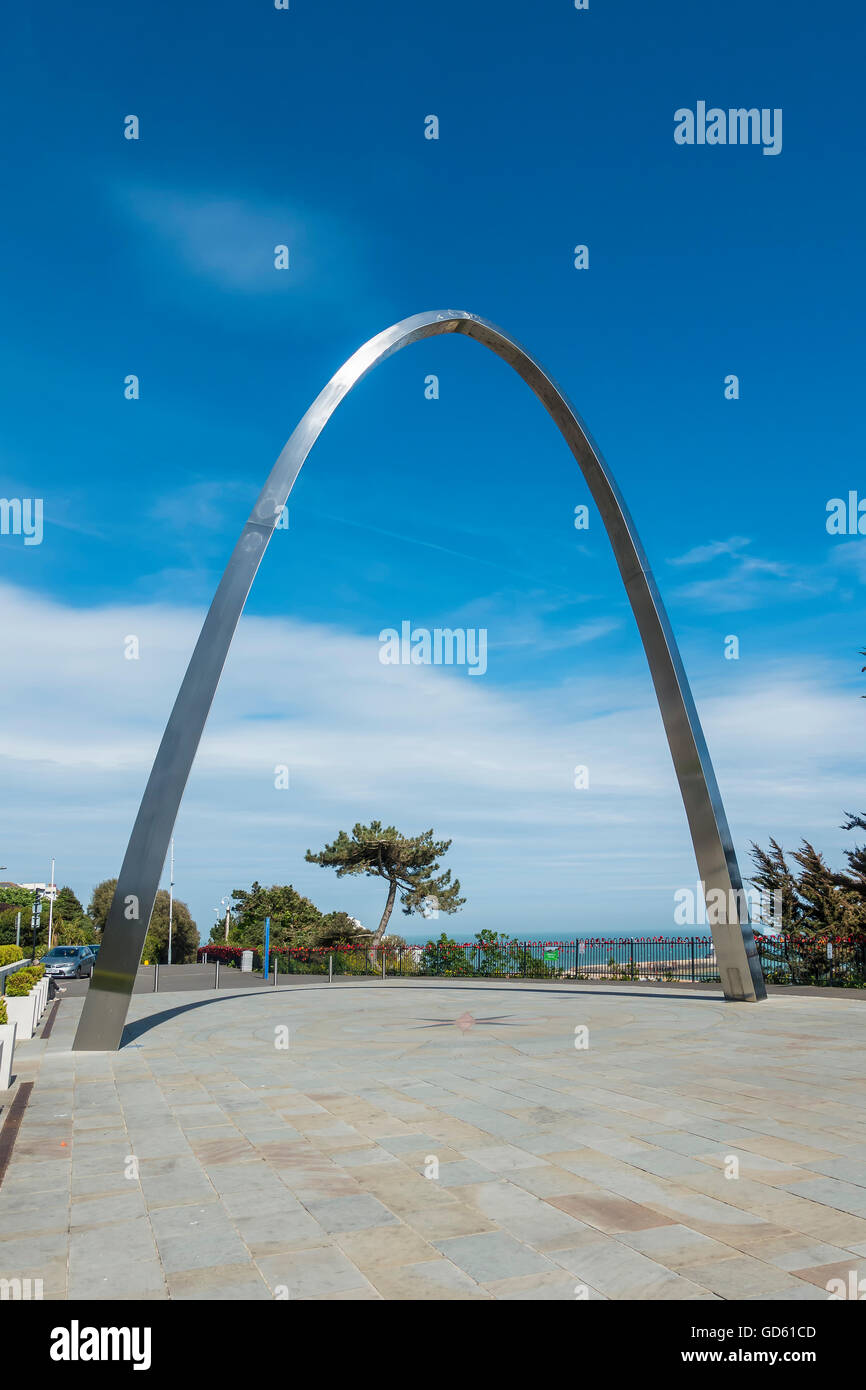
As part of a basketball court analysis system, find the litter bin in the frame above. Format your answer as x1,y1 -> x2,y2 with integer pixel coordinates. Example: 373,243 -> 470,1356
240,950 -> 253,973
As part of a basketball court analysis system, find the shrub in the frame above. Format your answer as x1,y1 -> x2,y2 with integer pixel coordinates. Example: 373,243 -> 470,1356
0,1000 -> 6,1025
330,948 -> 374,976
277,946 -> 347,975
197,945 -> 260,969
5,971 -> 35,997
0,945 -> 25,966
419,934 -> 476,977
8,966 -> 42,991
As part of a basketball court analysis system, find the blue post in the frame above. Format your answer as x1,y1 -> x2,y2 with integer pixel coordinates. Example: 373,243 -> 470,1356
263,915 -> 270,980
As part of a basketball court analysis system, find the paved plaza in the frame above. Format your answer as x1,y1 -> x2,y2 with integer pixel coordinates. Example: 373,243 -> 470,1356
2,980 -> 866,1300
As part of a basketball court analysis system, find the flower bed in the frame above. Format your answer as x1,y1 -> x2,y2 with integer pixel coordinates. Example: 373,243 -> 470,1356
197,945 -> 261,968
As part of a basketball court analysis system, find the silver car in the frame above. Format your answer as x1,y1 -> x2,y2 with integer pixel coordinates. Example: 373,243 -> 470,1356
39,946 -> 95,978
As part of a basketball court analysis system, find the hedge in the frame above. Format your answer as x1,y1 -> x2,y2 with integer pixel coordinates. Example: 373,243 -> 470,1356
5,972 -> 35,997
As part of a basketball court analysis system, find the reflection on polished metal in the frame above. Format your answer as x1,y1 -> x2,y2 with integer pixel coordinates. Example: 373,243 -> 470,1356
73,310 -> 765,1050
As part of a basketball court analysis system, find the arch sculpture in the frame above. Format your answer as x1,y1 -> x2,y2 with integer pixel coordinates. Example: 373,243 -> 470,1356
73,310 -> 765,1050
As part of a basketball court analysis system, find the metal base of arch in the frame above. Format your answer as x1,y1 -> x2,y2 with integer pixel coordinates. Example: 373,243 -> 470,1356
74,310 -> 765,1051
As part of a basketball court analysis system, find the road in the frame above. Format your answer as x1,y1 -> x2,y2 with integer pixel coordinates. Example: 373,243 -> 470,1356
58,962 -> 276,997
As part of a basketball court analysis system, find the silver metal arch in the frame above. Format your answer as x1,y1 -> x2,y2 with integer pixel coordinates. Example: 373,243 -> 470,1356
74,309 -> 765,1050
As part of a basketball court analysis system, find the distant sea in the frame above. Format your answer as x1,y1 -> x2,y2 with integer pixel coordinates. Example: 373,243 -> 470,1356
394,927 -> 747,947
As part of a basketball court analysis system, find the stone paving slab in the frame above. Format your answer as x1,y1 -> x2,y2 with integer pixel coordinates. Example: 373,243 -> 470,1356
1,979 -> 865,1300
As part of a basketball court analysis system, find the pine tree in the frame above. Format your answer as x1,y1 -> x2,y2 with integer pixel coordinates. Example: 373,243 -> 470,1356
53,885 -> 83,922
839,812 -> 866,910
749,839 -> 802,932
306,821 -> 465,962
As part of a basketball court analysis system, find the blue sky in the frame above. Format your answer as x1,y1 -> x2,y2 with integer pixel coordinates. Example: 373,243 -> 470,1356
1,0 -> 864,941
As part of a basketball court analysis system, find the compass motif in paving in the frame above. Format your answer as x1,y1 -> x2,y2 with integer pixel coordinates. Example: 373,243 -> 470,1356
414,1012 -> 521,1033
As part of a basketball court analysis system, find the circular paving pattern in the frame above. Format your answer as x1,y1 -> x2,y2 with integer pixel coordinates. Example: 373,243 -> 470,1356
11,980 -> 866,1300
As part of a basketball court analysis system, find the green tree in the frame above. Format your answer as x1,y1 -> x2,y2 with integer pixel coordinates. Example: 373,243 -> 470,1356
749,839 -> 803,932
143,891 -> 199,963
751,835 -> 866,938
0,885 -> 37,913
53,916 -> 97,947
306,821 -> 465,962
791,842 -> 864,934
218,882 -> 326,950
420,932 -> 475,977
749,650 -> 866,979
88,878 -> 116,929
838,812 -> 866,910
0,888 -> 43,952
318,910 -> 369,948
750,830 -> 866,983
0,907 -> 24,946
0,885 -> 36,945
48,886 -> 86,944
87,877 -> 198,962
53,885 -> 83,920
0,892 -> 93,953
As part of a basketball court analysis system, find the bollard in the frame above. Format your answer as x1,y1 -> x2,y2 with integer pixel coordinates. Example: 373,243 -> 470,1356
214,958 -> 220,991
272,954 -> 278,987
153,962 -> 159,993
382,953 -> 386,981
329,954 -> 333,984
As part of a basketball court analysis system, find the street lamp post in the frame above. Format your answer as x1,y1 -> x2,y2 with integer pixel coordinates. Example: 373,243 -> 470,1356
211,896 -> 231,946
47,858 -> 55,950
30,888 -> 43,963
167,838 -> 174,966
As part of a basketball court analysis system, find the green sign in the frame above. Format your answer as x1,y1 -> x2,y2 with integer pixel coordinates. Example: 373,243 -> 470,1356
544,948 -> 558,963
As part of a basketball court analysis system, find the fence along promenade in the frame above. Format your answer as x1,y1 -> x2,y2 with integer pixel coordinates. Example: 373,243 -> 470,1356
195,936 -> 866,988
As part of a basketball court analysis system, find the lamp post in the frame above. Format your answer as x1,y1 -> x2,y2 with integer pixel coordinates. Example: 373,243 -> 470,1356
47,858 -> 55,950
167,838 -> 174,966
212,896 -> 231,945
30,887 -> 43,963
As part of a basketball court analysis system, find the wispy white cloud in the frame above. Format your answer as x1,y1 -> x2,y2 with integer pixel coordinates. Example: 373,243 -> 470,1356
667,535 -> 844,612
114,184 -> 374,317
1,581 -> 861,938
121,186 -> 299,291
149,479 -> 253,532
669,536 -> 752,567
828,538 -> 866,583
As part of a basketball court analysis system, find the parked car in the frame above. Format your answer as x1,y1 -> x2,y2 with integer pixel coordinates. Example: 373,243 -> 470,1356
39,946 -> 95,978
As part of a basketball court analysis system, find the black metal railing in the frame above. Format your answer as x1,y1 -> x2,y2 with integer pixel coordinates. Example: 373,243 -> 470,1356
754,935 -> 866,988
196,936 -> 866,988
